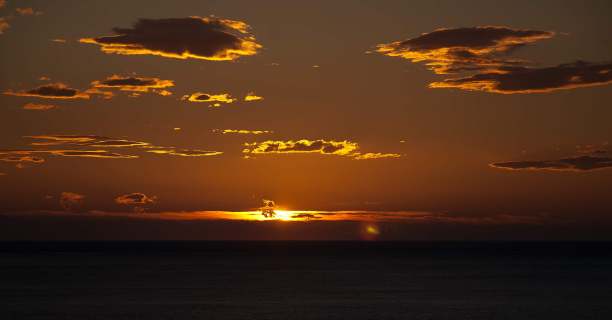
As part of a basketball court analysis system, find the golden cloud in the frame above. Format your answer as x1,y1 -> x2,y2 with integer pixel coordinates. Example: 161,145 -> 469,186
26,135 -> 150,148
48,150 -> 139,159
244,92 -> 264,102
147,149 -> 223,157
243,139 -> 403,160
80,16 -> 261,61
23,103 -> 56,110
115,192 -> 156,206
183,92 -> 236,106
0,154 -> 45,166
353,152 -> 402,160
60,192 -> 84,211
244,139 -> 359,156
213,129 -> 272,135
91,75 -> 174,96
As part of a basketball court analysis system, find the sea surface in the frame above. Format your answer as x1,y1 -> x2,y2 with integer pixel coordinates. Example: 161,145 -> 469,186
1,242 -> 611,319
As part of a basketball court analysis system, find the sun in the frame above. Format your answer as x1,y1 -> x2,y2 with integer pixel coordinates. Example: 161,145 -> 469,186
273,210 -> 293,221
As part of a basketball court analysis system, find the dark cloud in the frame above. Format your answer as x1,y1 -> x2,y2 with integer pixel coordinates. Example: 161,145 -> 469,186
91,75 -> 174,96
430,61 -> 612,93
3,83 -> 112,99
291,213 -> 322,220
376,26 -> 612,93
376,26 -> 554,74
4,83 -> 89,99
80,16 -> 261,61
115,192 -> 156,206
490,155 -> 612,172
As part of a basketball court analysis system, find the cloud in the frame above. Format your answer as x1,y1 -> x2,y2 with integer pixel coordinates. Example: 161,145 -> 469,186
244,139 -> 359,156
48,150 -> 138,159
291,213 -> 322,220
80,16 -> 261,61
0,17 -> 8,34
115,192 -> 156,206
3,83 -> 94,99
182,92 -> 235,106
26,135 -> 150,148
490,155 -> 612,172
576,143 -> 608,155
60,192 -> 84,211
91,75 -> 174,96
244,92 -> 263,102
243,139 -> 402,160
0,154 -> 45,167
23,103 -> 56,110
5,134 -> 223,163
375,26 -> 612,93
376,26 -> 554,74
51,38 -> 67,43
147,149 -> 223,157
16,7 -> 42,16
430,61 -> 612,93
213,129 -> 272,135
352,152 -> 402,160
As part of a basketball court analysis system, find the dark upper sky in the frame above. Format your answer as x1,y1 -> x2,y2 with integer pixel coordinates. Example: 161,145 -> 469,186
1,0 -> 611,240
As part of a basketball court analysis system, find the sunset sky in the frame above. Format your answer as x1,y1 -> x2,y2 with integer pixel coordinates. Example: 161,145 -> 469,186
1,0 -> 611,240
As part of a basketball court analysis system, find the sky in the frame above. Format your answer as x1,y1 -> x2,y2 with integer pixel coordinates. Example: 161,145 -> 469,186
1,0 -> 611,240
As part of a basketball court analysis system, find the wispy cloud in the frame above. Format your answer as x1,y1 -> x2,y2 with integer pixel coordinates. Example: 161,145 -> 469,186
22,103 -> 56,111
16,7 -> 42,16
490,155 -> 612,172
147,149 -> 223,157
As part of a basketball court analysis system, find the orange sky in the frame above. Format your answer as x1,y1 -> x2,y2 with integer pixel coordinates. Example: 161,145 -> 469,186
1,0 -> 611,240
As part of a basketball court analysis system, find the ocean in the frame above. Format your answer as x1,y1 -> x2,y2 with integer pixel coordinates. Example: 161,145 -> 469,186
1,242 -> 611,319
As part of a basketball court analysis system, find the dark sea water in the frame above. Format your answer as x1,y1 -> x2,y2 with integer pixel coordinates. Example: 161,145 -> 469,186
1,242 -> 611,320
